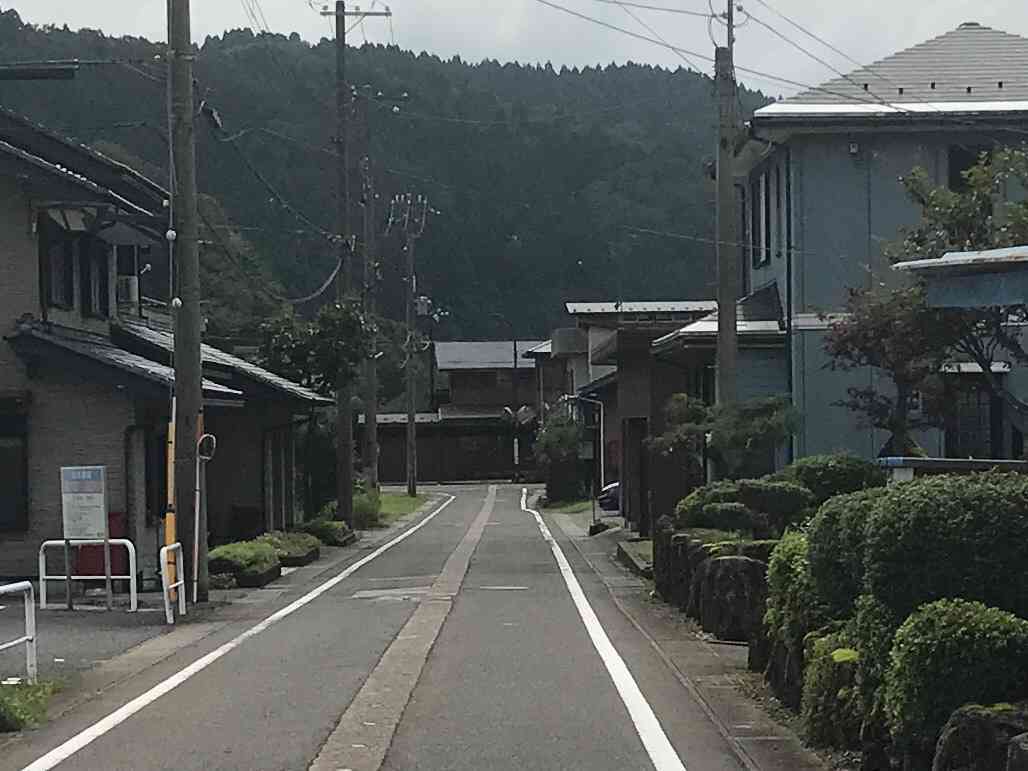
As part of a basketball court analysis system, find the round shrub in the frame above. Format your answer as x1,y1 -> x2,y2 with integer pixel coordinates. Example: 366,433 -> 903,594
884,599 -> 1028,762
807,487 -> 889,618
801,628 -> 862,749
764,531 -> 828,654
298,518 -> 354,546
698,502 -> 754,532
677,479 -> 815,536
864,472 -> 1028,622
782,454 -> 887,505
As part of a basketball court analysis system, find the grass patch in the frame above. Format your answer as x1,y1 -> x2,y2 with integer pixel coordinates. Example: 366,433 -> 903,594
378,493 -> 428,524
543,499 -> 593,514
0,681 -> 60,732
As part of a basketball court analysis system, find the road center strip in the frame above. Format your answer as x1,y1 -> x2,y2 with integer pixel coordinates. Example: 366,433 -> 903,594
20,495 -> 457,771
521,489 -> 688,771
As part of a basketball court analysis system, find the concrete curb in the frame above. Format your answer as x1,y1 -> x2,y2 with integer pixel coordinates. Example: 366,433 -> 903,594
616,539 -> 654,579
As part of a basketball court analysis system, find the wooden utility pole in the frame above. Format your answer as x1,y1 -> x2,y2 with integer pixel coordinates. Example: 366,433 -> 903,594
323,1 -> 391,525
168,0 -> 205,601
715,1 -> 739,406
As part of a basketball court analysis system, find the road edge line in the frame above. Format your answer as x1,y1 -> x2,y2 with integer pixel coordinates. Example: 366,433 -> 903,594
521,489 -> 687,771
545,502 -> 763,771
19,494 -> 458,771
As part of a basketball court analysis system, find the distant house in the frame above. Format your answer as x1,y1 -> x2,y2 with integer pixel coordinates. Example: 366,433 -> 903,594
662,21 -> 1028,462
366,340 -> 545,483
0,108 -> 329,582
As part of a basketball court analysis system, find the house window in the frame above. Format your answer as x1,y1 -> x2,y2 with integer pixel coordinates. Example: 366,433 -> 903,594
948,145 -> 991,192
80,239 -> 110,318
774,164 -> 784,259
757,171 -> 772,267
0,415 -> 28,532
46,237 -> 75,309
750,177 -> 761,268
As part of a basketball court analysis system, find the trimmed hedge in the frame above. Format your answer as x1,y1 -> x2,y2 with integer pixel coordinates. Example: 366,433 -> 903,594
884,599 -> 1028,764
208,541 -> 281,587
676,479 -> 814,536
864,472 -> 1028,623
782,454 -> 887,506
297,518 -> 354,546
764,532 -> 828,653
255,531 -> 321,566
801,627 -> 862,750
807,487 -> 889,618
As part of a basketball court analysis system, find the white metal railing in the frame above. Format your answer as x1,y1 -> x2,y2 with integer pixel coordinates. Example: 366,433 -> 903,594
0,582 -> 37,683
38,540 -> 138,612
159,543 -> 186,625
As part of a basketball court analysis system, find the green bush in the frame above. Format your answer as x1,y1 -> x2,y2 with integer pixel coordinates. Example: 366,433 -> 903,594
297,518 -> 354,546
255,531 -> 321,562
705,539 -> 779,565
884,599 -> 1028,762
0,682 -> 59,732
208,540 -> 281,580
764,532 -> 829,654
865,472 -> 1028,622
676,479 -> 814,536
353,490 -> 381,529
782,454 -> 887,506
849,593 -> 902,720
807,487 -> 889,618
801,628 -> 862,749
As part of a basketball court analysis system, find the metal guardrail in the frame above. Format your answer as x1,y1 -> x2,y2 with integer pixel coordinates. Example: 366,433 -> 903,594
0,582 -> 37,683
38,539 -> 138,612
160,543 -> 186,625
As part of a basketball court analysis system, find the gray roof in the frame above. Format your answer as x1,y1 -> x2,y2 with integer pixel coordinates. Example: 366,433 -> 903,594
757,22 -> 1028,119
654,284 -> 785,349
523,340 -> 552,357
11,324 -> 241,399
895,245 -> 1028,275
435,341 -> 544,371
565,301 -> 717,316
118,321 -> 331,404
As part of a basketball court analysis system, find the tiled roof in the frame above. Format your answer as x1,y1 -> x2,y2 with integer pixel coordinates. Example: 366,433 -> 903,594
435,341 -> 545,371
117,321 -> 331,404
757,22 -> 1028,119
10,324 -> 241,399
565,301 -> 717,315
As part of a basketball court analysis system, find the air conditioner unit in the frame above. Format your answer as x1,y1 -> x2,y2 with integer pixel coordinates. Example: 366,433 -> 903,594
116,276 -> 140,305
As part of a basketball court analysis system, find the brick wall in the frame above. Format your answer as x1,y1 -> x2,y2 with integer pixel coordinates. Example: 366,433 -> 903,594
0,364 -> 137,579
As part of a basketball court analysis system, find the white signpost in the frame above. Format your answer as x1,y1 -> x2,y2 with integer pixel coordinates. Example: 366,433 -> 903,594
59,466 -> 112,610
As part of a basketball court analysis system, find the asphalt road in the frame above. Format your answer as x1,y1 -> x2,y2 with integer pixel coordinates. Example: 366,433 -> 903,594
5,485 -> 747,771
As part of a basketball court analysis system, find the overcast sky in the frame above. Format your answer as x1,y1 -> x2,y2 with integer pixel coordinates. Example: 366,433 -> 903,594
10,1 -> 1028,96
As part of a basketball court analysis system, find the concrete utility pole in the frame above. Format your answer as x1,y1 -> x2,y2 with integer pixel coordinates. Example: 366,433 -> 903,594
168,0 -> 206,601
715,0 -> 739,406
323,1 -> 391,525
360,150 -> 380,491
400,194 -> 429,497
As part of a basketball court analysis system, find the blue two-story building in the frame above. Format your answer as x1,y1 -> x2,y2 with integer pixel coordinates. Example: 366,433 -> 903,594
659,21 -> 1028,462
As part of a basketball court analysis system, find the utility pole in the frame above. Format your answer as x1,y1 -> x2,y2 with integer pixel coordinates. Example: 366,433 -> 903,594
360,128 -> 380,491
168,0 -> 205,601
399,194 -> 429,497
323,1 -> 391,526
715,1 -> 739,406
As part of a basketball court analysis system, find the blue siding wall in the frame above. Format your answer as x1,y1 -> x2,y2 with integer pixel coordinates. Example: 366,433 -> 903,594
738,347 -> 787,403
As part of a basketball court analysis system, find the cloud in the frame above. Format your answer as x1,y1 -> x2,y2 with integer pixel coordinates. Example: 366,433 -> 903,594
10,0 -> 1028,96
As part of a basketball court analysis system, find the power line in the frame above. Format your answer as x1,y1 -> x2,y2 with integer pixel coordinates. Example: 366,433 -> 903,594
613,0 -> 703,72
587,0 -> 713,18
530,0 -> 892,104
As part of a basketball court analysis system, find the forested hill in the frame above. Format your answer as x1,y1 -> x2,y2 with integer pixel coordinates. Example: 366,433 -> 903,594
0,7 -> 768,340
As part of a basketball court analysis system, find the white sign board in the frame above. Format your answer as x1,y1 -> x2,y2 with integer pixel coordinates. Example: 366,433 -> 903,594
60,466 -> 108,540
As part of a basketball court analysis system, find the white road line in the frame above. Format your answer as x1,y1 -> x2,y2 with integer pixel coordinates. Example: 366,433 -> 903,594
19,495 -> 457,771
521,489 -> 687,771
